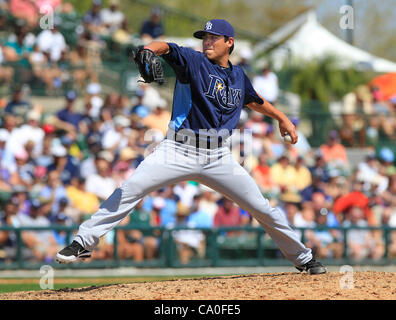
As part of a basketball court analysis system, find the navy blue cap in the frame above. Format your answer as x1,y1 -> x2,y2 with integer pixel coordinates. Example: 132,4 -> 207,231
56,213 -> 69,221
65,90 -> 77,101
31,199 -> 42,209
61,135 -> 74,146
193,19 -> 235,39
59,197 -> 69,205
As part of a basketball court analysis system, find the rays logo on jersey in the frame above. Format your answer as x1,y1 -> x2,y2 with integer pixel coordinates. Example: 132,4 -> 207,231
204,74 -> 242,110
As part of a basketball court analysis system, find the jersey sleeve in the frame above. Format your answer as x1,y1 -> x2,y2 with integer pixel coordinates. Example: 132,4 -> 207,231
243,72 -> 264,106
162,43 -> 201,82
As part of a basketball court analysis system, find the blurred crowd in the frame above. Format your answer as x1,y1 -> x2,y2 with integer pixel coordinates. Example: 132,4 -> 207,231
0,1 -> 395,266
340,83 -> 396,147
0,0 -> 165,94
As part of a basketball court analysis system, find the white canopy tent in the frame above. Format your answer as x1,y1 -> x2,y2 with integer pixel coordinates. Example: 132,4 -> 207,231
254,10 -> 396,73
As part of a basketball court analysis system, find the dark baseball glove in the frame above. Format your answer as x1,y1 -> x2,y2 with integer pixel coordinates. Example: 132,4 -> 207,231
132,45 -> 165,85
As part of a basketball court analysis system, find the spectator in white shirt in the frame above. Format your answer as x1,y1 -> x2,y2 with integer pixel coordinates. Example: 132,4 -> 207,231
252,65 -> 279,104
101,115 -> 131,152
100,0 -> 124,34
85,150 -> 116,200
290,117 -> 312,156
36,22 -> 67,62
342,206 -> 382,260
357,154 -> 388,195
15,199 -> 59,262
0,44 -> 14,85
0,129 -> 19,191
86,82 -> 104,118
6,110 -> 44,158
79,143 -> 102,179
198,184 -> 220,221
173,181 -> 200,208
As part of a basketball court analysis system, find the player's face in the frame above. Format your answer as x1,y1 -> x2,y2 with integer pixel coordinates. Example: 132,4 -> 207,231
202,33 -> 233,61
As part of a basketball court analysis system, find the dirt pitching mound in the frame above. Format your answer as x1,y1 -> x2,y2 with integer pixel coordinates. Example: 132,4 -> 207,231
1,271 -> 395,300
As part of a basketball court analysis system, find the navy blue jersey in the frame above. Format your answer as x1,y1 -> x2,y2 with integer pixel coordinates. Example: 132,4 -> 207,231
162,43 -> 263,140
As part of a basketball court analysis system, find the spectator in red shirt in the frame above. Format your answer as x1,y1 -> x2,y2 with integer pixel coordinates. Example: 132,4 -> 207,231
252,153 -> 277,194
214,197 -> 242,227
319,130 -> 349,166
214,197 -> 249,237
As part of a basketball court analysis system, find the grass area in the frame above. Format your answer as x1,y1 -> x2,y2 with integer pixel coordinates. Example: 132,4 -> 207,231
0,275 -> 217,294
0,283 -> 97,293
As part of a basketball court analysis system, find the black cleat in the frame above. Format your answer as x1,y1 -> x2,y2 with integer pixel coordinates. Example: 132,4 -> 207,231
56,241 -> 91,264
295,259 -> 327,274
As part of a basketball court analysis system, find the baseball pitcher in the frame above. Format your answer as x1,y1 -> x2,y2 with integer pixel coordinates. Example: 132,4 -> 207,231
56,19 -> 326,274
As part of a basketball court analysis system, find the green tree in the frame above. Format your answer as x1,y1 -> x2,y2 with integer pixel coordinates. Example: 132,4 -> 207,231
283,56 -> 371,109
160,0 -> 313,39
278,56 -> 371,146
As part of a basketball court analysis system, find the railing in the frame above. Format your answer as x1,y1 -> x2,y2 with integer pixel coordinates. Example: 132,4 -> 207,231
0,225 -> 395,270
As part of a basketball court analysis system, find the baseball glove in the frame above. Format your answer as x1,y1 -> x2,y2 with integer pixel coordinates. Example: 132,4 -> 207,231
132,46 -> 165,85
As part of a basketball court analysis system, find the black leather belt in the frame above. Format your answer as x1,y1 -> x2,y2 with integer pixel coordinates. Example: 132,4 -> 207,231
177,136 -> 225,149
167,135 -> 225,149
166,129 -> 226,149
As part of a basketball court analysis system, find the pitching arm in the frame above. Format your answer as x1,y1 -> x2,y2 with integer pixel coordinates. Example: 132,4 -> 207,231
144,41 -> 170,56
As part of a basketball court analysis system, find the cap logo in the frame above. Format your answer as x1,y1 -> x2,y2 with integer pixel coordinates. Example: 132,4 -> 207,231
205,21 -> 212,30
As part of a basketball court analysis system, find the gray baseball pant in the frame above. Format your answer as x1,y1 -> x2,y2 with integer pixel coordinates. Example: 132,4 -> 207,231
74,138 -> 312,266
